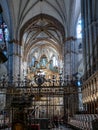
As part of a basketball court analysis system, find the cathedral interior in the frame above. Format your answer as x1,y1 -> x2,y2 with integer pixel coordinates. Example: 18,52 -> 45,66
0,0 -> 98,130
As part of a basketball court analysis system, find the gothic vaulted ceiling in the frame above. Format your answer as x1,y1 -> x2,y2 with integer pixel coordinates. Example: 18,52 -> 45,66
0,0 -> 81,61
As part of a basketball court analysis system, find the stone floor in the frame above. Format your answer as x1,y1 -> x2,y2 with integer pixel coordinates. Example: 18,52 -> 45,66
3,125 -> 74,130
48,125 -> 74,130
51,126 -> 73,130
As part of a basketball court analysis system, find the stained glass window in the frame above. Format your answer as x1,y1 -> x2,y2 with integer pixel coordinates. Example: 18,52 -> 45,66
53,56 -> 58,67
4,25 -> 9,42
0,14 -> 3,42
31,56 -> 36,66
0,13 -> 9,42
40,55 -> 47,68
0,28 -> 3,41
77,19 -> 82,39
0,5 -> 9,62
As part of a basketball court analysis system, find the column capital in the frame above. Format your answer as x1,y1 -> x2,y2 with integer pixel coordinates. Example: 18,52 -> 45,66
65,37 -> 77,42
9,39 -> 20,44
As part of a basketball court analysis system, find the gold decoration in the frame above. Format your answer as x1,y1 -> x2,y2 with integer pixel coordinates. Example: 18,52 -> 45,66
35,95 -> 41,101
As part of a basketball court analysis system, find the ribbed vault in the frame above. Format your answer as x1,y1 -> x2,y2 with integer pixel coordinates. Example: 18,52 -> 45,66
20,14 -> 65,62
0,0 -> 81,79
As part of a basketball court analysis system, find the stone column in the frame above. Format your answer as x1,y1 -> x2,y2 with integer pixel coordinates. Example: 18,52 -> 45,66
7,40 -> 22,84
81,0 -> 87,81
64,40 -> 71,84
96,74 -> 98,113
